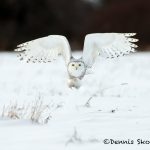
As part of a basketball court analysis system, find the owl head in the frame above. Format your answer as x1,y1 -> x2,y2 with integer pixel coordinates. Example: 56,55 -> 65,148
67,57 -> 86,78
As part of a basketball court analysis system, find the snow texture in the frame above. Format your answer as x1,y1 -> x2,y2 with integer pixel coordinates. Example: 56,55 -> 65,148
0,52 -> 150,150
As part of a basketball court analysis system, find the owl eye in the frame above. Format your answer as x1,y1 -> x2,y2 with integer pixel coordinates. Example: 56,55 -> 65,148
78,64 -> 81,66
72,64 -> 75,66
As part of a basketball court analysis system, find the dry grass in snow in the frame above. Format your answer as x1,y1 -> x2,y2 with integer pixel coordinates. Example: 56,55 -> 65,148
1,98 -> 53,124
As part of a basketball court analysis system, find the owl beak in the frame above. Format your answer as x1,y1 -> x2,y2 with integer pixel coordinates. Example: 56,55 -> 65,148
75,67 -> 78,70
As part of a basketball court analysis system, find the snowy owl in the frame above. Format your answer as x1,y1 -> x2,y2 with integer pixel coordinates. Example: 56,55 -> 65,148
15,33 -> 138,89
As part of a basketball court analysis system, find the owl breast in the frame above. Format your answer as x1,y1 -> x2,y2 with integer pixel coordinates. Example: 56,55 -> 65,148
67,78 -> 81,89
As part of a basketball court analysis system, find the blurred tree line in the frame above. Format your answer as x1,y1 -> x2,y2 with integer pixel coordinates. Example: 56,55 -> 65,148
0,0 -> 149,51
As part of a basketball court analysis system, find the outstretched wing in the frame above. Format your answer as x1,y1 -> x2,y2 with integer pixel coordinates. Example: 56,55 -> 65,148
82,33 -> 138,67
15,35 -> 71,65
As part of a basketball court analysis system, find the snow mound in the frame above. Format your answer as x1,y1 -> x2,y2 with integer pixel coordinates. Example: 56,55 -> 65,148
0,52 -> 150,150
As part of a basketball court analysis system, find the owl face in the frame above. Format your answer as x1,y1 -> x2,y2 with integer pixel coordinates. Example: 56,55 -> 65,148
68,61 -> 86,78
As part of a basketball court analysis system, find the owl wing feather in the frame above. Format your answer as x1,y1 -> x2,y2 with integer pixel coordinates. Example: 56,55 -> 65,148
82,33 -> 138,68
15,35 -> 71,65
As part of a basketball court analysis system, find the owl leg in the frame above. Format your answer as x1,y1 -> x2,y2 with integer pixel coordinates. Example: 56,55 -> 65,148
67,78 -> 81,89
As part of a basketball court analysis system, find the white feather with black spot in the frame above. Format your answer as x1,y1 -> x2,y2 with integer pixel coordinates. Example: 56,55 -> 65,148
82,33 -> 138,68
15,35 -> 71,65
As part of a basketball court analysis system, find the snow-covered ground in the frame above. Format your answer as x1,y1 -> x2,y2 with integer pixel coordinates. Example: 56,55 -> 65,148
0,52 -> 150,150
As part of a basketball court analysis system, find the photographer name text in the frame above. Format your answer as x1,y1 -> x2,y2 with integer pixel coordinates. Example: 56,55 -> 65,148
103,139 -> 150,145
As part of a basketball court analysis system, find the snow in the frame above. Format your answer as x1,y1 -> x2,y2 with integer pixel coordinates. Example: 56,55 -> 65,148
0,52 -> 150,150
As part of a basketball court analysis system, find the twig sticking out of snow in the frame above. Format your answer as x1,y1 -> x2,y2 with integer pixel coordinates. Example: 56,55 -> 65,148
84,94 -> 97,108
84,83 -> 128,107
66,128 -> 100,146
66,128 -> 82,146
30,98 -> 51,124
